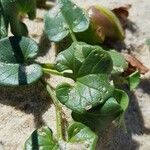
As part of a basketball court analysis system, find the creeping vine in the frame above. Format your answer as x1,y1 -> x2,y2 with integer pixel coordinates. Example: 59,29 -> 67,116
0,0 -> 142,149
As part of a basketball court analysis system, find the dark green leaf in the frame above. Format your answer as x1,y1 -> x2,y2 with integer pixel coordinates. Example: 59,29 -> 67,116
1,0 -> 36,36
127,70 -> 140,90
108,50 -> 128,74
0,36 -> 43,86
24,126 -> 59,150
56,74 -> 114,113
56,42 -> 113,79
68,122 -> 98,150
72,97 -> 122,131
72,89 -> 129,131
56,42 -> 114,113
44,0 -> 89,42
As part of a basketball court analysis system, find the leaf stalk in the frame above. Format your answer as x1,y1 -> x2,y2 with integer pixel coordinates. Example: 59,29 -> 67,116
43,68 -> 64,76
46,84 -> 64,140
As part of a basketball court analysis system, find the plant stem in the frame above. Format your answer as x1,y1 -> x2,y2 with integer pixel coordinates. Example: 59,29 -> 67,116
35,61 -> 55,69
69,29 -> 77,42
43,68 -> 64,76
46,84 -> 64,140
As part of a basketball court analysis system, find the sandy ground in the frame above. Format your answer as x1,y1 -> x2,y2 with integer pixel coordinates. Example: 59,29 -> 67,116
0,0 -> 150,150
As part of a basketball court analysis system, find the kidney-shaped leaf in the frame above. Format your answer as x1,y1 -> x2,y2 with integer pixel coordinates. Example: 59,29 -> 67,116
0,36 -> 42,86
44,0 -> 89,42
56,42 -> 113,79
68,122 -> 98,150
24,126 -> 59,150
56,74 -> 114,113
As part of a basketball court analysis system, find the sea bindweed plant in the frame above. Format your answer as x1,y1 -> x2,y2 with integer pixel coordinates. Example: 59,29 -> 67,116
0,0 -> 144,149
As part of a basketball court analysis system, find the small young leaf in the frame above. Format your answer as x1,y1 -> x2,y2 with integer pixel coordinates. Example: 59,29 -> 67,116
0,36 -> 43,86
44,0 -> 89,42
56,74 -> 114,113
68,122 -> 98,150
108,50 -> 128,74
127,70 -> 140,91
24,126 -> 59,150
56,42 -> 113,79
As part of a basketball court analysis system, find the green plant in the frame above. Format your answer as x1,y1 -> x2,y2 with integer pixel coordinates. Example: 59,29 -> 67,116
0,0 -> 37,37
1,0 -> 144,149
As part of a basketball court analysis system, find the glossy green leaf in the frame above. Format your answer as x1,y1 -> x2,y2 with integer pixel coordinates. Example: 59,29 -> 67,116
127,70 -> 140,91
68,122 -> 98,150
56,42 -> 113,79
56,74 -> 114,113
24,126 -> 59,150
108,50 -> 128,74
56,42 -> 114,113
0,36 -> 43,86
72,89 -> 129,131
44,0 -> 89,42
1,0 -> 36,36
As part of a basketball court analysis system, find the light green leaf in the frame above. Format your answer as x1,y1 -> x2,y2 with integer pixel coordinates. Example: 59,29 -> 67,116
0,36 -> 43,86
127,70 -> 140,91
44,0 -> 89,42
56,74 -> 114,113
68,122 -> 98,150
24,126 -> 59,150
56,42 -> 113,79
108,50 -> 128,74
